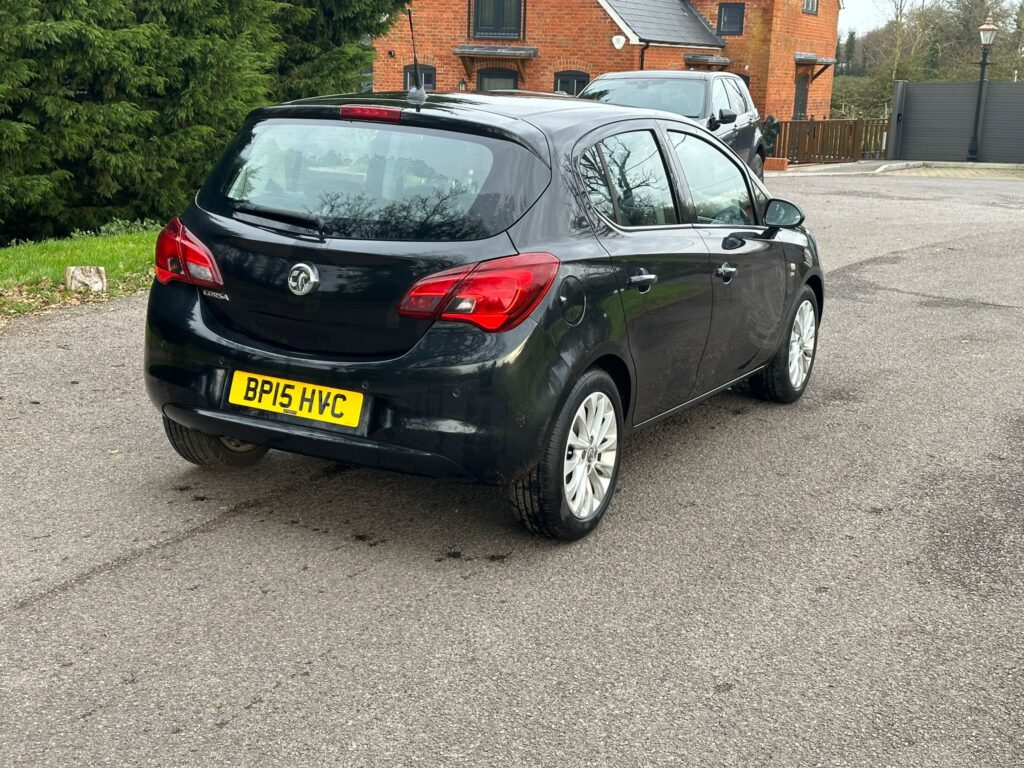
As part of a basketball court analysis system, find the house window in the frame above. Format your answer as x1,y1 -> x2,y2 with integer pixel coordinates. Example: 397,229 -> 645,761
477,67 -> 519,92
554,70 -> 589,96
717,3 -> 745,35
473,0 -> 523,39
404,64 -> 436,90
802,0 -> 818,14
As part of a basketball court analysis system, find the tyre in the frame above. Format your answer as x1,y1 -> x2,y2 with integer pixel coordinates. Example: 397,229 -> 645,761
744,285 -> 818,403
751,152 -> 765,181
162,415 -> 269,468
509,368 -> 624,541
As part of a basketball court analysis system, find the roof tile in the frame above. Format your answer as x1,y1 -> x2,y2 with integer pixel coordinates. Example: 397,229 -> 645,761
605,0 -> 725,48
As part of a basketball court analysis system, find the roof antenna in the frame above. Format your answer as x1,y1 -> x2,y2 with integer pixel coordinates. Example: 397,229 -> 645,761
406,9 -> 427,110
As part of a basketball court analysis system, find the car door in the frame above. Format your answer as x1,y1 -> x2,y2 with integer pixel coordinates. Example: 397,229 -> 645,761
577,124 -> 713,424
723,78 -> 756,165
663,128 -> 788,393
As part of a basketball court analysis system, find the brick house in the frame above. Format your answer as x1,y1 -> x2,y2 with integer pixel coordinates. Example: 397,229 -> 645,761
372,0 -> 840,120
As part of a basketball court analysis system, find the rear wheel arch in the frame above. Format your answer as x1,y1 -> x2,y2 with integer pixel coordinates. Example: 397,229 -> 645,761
533,348 -> 634,468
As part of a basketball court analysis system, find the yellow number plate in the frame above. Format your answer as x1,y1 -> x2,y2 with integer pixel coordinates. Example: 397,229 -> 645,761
228,371 -> 364,428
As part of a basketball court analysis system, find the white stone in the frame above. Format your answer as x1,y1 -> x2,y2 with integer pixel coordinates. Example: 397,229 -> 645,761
65,266 -> 107,293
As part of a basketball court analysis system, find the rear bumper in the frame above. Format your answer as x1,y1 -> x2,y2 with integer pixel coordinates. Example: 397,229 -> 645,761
144,281 -> 571,483
163,404 -> 474,480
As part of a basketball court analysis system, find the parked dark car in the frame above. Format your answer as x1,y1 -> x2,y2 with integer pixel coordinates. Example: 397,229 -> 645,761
578,71 -> 767,179
145,93 -> 822,540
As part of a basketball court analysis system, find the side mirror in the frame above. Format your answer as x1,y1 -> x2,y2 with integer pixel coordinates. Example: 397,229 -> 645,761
718,108 -> 738,125
764,198 -> 805,228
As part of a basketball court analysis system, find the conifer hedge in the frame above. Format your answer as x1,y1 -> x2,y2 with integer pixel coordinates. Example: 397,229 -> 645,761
0,0 -> 403,244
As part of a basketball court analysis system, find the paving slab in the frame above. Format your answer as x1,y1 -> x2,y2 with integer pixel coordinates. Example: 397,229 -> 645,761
885,165 -> 1024,180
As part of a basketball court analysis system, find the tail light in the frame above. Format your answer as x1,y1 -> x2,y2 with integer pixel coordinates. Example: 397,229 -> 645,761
398,253 -> 559,332
155,217 -> 224,289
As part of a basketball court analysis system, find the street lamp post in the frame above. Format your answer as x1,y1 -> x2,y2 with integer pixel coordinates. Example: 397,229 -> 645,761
967,17 -> 998,162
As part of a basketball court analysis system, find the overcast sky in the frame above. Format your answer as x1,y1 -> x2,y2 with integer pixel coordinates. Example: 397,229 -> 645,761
840,0 -> 890,35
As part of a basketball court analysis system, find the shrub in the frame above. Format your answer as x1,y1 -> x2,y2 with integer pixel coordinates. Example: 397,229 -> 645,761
831,75 -> 892,119
0,1 -> 406,245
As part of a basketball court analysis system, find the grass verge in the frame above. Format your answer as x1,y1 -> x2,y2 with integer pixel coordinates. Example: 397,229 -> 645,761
0,229 -> 159,321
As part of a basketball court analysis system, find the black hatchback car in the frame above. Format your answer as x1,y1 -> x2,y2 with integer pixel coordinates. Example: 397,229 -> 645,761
579,71 -> 767,178
145,93 -> 823,540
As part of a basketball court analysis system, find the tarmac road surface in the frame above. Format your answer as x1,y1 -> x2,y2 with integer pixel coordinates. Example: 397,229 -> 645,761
1,174 -> 1023,766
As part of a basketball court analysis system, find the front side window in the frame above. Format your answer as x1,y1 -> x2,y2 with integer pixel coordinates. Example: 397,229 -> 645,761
474,0 -> 522,38
802,0 -> 818,13
590,131 -> 679,227
724,78 -> 749,114
477,67 -> 519,92
555,70 -> 590,96
752,180 -> 769,219
711,78 -> 732,117
202,118 -> 549,241
717,3 -> 745,35
404,64 -> 436,91
668,131 -> 754,226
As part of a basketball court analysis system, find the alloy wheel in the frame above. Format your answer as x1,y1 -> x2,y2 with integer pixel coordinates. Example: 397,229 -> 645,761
788,299 -> 817,390
563,392 -> 618,520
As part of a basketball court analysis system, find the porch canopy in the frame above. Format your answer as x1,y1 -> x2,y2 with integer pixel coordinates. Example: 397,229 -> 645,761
453,44 -> 539,81
795,52 -> 836,82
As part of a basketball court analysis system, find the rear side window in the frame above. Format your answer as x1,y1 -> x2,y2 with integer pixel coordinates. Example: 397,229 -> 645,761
579,148 -> 615,221
582,131 -> 679,228
198,118 -> 549,241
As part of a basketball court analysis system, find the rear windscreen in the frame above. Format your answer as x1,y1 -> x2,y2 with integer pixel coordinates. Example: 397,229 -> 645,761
579,79 -> 707,119
198,118 -> 550,241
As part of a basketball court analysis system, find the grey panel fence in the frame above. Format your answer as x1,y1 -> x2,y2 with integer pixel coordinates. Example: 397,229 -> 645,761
888,80 -> 1024,163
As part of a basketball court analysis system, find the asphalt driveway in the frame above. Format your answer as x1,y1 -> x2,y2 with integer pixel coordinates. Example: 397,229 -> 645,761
2,174 -> 1023,767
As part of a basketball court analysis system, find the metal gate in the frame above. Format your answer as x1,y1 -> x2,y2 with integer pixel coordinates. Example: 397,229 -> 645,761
888,80 -> 1024,163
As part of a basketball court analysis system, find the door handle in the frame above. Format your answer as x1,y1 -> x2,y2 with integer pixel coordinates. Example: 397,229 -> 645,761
715,262 -> 738,281
628,268 -> 658,292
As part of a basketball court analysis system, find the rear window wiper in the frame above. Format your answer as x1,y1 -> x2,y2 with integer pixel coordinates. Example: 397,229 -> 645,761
231,201 -> 324,240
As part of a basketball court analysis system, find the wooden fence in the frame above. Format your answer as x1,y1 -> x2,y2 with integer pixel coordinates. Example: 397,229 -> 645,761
771,118 -> 889,164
